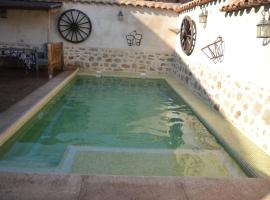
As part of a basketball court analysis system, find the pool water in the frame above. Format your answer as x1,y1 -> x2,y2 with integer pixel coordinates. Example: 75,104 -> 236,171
0,76 -> 245,177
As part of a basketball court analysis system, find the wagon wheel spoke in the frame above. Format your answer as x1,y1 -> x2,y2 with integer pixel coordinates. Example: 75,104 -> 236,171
61,27 -> 72,33
75,31 -> 79,42
77,30 -> 84,40
60,18 -> 70,25
78,21 -> 89,26
80,26 -> 91,30
64,13 -> 73,24
79,29 -> 89,36
77,15 -> 87,24
74,11 -> 81,23
64,29 -> 72,38
59,24 -> 70,27
70,10 -> 75,23
71,31 -> 75,42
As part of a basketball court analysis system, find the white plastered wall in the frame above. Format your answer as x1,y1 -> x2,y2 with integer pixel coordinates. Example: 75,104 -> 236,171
176,2 -> 270,88
50,3 -> 178,51
0,9 -> 48,46
0,3 -> 178,52
176,2 -> 270,155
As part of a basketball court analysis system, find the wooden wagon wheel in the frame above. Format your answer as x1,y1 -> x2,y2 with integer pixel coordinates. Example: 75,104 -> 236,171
180,16 -> 196,56
58,9 -> 92,43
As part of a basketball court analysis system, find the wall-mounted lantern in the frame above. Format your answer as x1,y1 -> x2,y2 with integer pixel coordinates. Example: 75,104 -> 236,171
0,9 -> 7,18
199,7 -> 208,28
118,10 -> 124,21
257,10 -> 270,38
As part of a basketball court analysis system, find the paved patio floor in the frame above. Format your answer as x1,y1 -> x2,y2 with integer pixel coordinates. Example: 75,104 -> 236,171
0,172 -> 269,200
0,67 -> 60,112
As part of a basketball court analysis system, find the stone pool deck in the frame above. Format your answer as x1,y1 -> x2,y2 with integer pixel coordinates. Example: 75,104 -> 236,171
0,68 -> 59,113
0,172 -> 269,200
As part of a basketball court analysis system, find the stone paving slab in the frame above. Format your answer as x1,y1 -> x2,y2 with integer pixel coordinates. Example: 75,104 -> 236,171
176,177 -> 270,200
0,172 -> 82,200
79,175 -> 187,200
0,172 -> 269,200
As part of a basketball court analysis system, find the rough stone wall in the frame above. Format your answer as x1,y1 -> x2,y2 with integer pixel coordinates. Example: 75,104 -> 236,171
171,56 -> 270,155
64,46 -> 175,74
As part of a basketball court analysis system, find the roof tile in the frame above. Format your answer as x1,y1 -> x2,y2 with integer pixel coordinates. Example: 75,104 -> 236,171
221,0 -> 270,12
58,0 -> 183,12
31,0 -> 269,13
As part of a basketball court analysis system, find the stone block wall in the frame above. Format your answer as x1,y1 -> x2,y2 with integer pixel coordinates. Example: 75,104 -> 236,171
64,46 -> 175,74
171,56 -> 270,155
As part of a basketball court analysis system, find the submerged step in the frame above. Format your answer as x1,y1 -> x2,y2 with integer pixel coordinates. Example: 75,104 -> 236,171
60,146 -> 245,177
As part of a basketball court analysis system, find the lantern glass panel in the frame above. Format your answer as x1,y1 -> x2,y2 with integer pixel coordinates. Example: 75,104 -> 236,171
257,22 -> 270,38
199,15 -> 207,23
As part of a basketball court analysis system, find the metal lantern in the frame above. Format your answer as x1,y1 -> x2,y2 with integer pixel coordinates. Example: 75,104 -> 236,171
199,7 -> 208,27
118,10 -> 124,21
257,10 -> 270,38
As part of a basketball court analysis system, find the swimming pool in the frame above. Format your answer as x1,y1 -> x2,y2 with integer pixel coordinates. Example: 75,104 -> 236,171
0,75 -> 246,177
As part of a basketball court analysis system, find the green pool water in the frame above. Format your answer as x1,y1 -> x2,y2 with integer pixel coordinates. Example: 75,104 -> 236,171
0,76 -> 246,177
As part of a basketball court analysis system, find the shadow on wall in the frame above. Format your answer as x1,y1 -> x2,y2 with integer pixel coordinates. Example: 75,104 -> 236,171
225,7 -> 261,17
170,52 -> 270,177
56,2 -> 268,175
123,5 -> 266,176
60,5 -> 179,73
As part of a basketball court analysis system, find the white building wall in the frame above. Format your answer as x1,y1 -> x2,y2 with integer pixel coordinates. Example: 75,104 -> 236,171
176,3 -> 270,88
174,2 -> 270,155
0,4 -> 178,52
0,10 -> 48,46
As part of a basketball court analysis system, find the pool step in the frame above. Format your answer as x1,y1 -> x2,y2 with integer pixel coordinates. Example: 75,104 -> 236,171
0,145 -> 246,177
60,146 -> 245,177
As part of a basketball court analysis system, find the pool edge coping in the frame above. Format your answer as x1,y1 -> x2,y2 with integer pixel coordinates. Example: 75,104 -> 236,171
0,172 -> 270,200
0,69 -> 78,146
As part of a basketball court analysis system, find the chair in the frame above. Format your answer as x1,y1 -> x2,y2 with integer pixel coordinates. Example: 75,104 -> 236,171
35,44 -> 48,72
35,42 -> 63,78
